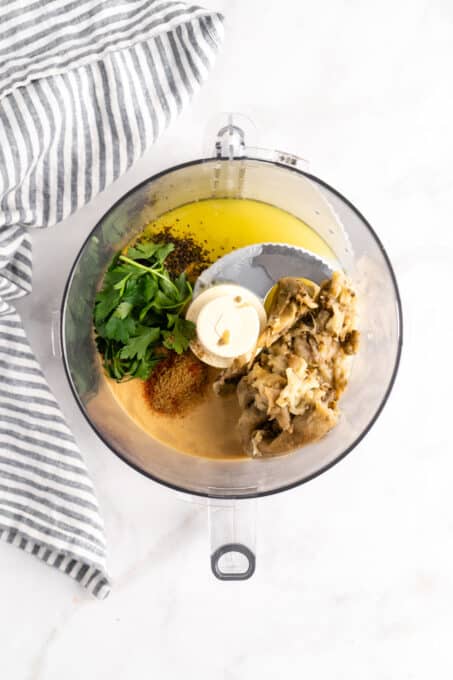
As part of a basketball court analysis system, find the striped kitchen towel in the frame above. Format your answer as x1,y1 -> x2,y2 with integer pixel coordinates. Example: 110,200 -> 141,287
0,0 -> 224,599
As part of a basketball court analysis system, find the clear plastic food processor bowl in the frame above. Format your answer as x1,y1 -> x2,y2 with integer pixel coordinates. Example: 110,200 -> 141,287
61,116 -> 402,579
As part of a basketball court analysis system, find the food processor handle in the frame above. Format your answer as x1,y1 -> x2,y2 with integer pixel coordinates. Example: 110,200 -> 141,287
211,543 -> 255,580
208,496 -> 256,581
211,112 -> 308,170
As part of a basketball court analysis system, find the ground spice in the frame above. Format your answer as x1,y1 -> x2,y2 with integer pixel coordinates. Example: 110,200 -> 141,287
145,226 -> 213,280
144,351 -> 209,416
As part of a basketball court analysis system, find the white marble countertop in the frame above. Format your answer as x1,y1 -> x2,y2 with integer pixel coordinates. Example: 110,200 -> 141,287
2,1 -> 453,678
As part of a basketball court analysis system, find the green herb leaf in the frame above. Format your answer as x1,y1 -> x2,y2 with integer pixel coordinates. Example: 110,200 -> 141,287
141,275 -> 158,302
158,274 -> 178,299
127,242 -> 161,260
154,243 -> 175,263
119,327 -> 161,360
113,274 -> 131,295
114,301 -> 133,319
174,272 -> 191,297
135,355 -> 162,380
93,239 -> 195,381
162,317 -> 195,354
166,313 -> 178,328
94,287 -> 121,324
152,289 -> 175,309
127,241 -> 174,264
104,315 -> 136,343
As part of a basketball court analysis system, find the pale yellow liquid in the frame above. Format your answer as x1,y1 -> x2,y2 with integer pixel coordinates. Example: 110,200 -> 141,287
106,198 -> 335,459
141,198 -> 335,263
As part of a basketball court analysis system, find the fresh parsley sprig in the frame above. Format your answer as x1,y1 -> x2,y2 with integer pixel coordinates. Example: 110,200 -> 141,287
94,241 -> 195,381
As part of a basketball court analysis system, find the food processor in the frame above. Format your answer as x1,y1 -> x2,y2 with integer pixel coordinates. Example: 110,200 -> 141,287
60,114 -> 402,580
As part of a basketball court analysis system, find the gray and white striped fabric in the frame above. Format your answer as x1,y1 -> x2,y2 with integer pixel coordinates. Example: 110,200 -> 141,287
0,0 -> 224,599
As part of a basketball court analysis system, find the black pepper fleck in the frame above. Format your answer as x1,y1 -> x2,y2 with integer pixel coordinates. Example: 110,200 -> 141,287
139,225 -> 213,280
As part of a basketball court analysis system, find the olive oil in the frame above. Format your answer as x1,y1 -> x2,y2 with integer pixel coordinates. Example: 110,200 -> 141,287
142,198 -> 335,262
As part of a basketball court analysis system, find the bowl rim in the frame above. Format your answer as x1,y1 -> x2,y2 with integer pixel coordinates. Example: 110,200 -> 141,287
61,155 -> 403,500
